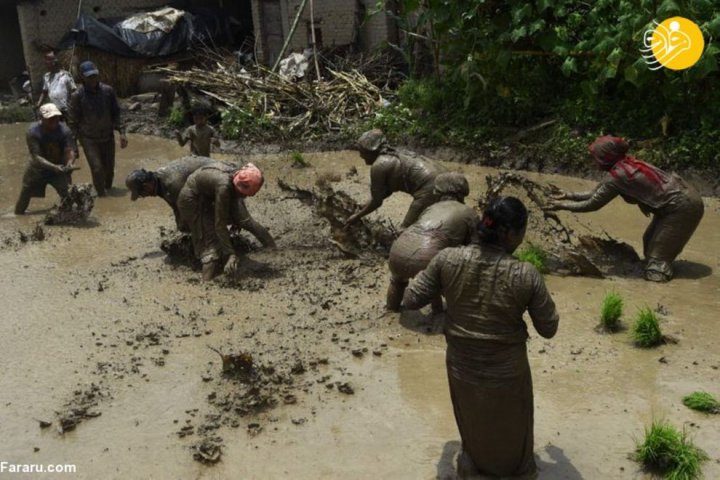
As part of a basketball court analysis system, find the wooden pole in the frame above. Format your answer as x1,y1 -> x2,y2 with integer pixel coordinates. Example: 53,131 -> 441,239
271,0 -> 310,73
309,0 -> 321,80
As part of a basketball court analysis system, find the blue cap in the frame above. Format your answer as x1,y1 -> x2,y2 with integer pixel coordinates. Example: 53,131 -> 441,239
79,61 -> 99,78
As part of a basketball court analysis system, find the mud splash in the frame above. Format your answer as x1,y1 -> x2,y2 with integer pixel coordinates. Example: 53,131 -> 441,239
483,172 -> 642,277
44,183 -> 95,226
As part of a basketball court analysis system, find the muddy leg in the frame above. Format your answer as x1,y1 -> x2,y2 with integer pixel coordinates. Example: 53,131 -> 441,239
431,295 -> 444,314
103,139 -> 116,190
386,276 -> 408,312
14,187 -> 32,215
81,139 -> 106,196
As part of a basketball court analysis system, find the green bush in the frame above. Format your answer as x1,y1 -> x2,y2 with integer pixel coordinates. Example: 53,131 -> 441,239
631,307 -> 664,348
514,243 -> 547,273
599,291 -> 623,332
0,105 -> 34,123
682,392 -> 720,414
166,107 -> 185,128
220,106 -> 274,141
635,420 -> 707,480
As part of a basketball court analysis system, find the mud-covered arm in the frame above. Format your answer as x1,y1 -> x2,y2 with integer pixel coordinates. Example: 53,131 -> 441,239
176,126 -> 191,147
61,126 -> 77,166
210,125 -> 220,147
26,130 -> 62,173
232,199 -> 276,248
346,162 -> 391,225
403,250 -> 446,309
67,92 -> 81,138
109,88 -> 126,136
564,190 -> 594,201
524,266 -> 559,339
214,185 -> 236,256
552,180 -> 619,212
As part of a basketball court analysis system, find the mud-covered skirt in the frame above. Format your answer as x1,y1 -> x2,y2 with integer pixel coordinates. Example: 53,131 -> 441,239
446,335 -> 537,479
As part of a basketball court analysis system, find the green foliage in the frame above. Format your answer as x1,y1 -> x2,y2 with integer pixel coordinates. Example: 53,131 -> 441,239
166,107 -> 185,128
369,0 -> 720,173
682,392 -> 720,414
635,420 -> 707,479
0,105 -> 34,123
600,291 -> 623,332
514,243 -> 547,273
631,307 -> 664,348
220,106 -> 274,141
290,150 -> 309,168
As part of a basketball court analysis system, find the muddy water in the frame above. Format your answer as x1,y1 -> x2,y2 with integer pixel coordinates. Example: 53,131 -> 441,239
0,124 -> 718,479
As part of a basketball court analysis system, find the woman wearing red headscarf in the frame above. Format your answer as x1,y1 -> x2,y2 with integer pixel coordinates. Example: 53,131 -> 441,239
546,135 -> 704,282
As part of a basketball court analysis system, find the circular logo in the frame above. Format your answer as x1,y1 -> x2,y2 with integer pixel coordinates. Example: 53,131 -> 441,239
650,17 -> 704,70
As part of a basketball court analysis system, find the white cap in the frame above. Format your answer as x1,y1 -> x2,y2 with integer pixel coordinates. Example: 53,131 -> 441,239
39,103 -> 62,119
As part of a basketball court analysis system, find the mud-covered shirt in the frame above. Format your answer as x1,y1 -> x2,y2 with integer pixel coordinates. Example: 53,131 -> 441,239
404,244 -> 559,344
42,70 -> 76,111
26,121 -> 76,170
68,83 -> 124,141
370,151 -> 445,202
409,200 -> 479,245
182,166 -> 239,256
178,124 -> 217,157
560,157 -> 685,214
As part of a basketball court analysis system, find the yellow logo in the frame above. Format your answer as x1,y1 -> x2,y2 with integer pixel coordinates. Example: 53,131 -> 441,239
641,17 -> 704,71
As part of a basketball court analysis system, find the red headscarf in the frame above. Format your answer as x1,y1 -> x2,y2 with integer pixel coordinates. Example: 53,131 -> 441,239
588,135 -> 629,168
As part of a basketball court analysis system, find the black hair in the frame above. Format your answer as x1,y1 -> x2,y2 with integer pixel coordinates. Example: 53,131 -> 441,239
190,102 -> 212,116
478,196 -> 528,244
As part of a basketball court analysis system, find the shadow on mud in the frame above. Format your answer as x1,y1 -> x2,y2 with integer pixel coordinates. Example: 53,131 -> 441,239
436,440 -> 461,480
537,444 -> 584,480
672,260 -> 713,280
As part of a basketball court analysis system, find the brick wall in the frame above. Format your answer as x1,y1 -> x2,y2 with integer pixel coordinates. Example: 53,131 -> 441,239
17,0 -> 167,90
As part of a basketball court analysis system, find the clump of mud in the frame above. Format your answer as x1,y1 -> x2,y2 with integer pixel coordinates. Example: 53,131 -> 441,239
55,382 -> 105,434
187,347 -> 310,464
2,223 -> 46,250
44,184 -> 95,225
482,172 -> 641,277
159,229 -> 256,269
278,178 -> 396,257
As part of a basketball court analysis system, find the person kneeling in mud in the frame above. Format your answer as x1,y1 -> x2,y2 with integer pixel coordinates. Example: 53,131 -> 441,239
403,197 -> 559,480
386,172 -> 478,313
545,135 -> 704,282
177,163 -> 267,280
125,157 -> 275,250
344,129 -> 447,229
15,104 -> 77,215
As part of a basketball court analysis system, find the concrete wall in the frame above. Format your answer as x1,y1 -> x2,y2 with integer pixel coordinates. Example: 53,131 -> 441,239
0,4 -> 25,88
253,0 -> 395,65
17,0 -> 168,90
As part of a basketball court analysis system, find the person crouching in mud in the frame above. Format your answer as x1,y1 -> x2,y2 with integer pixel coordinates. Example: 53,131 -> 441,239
125,157 -> 275,251
545,135 -> 704,282
15,104 -> 77,214
177,163 -> 266,280
344,129 -> 446,229
403,197 -> 559,480
386,172 -> 478,313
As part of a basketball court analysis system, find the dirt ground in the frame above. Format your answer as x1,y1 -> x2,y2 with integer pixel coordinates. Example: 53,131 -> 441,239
0,123 -> 719,479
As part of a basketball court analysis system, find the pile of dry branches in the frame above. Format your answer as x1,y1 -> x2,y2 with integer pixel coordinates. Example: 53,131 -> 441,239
155,55 -> 391,139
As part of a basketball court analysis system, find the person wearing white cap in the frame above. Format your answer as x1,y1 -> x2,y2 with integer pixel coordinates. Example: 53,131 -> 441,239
67,61 -> 127,196
15,104 -> 77,214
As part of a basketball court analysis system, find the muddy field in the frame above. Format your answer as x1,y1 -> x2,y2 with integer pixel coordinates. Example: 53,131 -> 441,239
0,124 -> 719,479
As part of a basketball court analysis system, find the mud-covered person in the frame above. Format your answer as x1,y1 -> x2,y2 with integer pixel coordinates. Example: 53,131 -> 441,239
386,172 -> 478,313
545,135 -> 704,282
344,129 -> 447,230
177,163 -> 269,280
67,61 -> 127,197
403,197 -> 559,480
126,157 -> 275,247
15,104 -> 77,215
175,103 -> 220,157
35,52 -> 76,119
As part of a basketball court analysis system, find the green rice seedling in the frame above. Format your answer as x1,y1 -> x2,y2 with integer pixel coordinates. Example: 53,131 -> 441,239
290,151 -> 309,168
635,420 -> 707,480
514,243 -> 547,273
682,391 -> 720,414
631,307 -> 664,348
599,291 -> 623,332
167,106 -> 186,128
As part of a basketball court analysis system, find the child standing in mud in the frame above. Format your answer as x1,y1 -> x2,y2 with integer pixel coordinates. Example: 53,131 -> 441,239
175,104 -> 220,157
